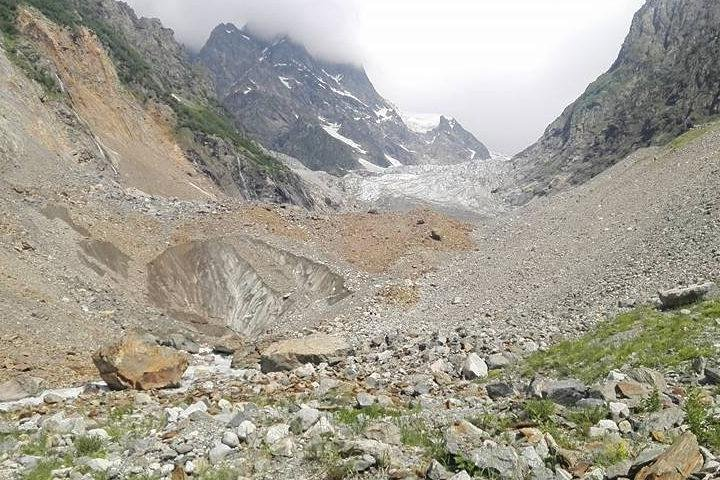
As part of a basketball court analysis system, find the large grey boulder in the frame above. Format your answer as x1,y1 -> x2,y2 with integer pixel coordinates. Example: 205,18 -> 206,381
469,443 -> 524,477
0,375 -> 44,402
658,282 -> 718,309
531,378 -> 589,406
260,334 -> 353,373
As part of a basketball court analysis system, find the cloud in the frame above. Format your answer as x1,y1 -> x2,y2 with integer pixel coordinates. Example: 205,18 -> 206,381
123,0 -> 363,64
123,0 -> 645,153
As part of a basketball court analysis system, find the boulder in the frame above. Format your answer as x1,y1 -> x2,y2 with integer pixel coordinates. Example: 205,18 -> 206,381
0,375 -> 44,402
469,443 -> 523,477
635,432 -> 703,480
533,378 -> 588,406
658,282 -> 718,309
92,334 -> 189,390
159,334 -> 200,354
461,353 -> 488,380
260,334 -> 352,373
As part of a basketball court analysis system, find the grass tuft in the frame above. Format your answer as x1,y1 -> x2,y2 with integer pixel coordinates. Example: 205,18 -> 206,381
524,301 -> 720,383
74,435 -> 105,458
686,388 -> 720,452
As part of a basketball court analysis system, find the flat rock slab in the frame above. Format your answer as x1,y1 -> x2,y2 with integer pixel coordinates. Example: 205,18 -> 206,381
92,333 -> 189,390
658,282 -> 718,309
0,375 -> 44,402
635,432 -> 703,480
260,334 -> 352,373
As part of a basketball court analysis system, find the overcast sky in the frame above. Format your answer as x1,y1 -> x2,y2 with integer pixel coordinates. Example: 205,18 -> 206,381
124,0 -> 645,154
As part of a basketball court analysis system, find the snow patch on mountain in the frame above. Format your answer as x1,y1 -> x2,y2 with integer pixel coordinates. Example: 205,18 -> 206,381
400,112 -> 444,134
319,118 -> 367,154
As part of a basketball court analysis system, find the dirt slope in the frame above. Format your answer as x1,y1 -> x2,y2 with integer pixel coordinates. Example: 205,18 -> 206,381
15,7 -> 220,201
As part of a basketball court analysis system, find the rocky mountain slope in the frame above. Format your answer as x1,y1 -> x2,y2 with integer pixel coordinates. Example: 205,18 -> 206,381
198,24 -> 490,174
1,0 -> 314,206
507,0 -> 720,204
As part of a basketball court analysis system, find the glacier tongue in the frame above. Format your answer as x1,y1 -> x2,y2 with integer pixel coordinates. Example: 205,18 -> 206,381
341,157 -> 509,217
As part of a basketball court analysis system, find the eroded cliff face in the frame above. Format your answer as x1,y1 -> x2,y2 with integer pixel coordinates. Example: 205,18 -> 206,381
507,0 -> 720,204
16,6 -> 221,201
6,1 -> 315,206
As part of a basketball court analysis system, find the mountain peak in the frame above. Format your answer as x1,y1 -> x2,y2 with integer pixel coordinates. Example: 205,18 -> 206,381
197,26 -> 490,173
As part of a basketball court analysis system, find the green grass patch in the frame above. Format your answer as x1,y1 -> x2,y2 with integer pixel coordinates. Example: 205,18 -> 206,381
567,406 -> 609,437
593,438 -> 631,466
21,434 -> 49,456
686,388 -> 720,452
193,467 -> 242,480
667,122 -> 719,150
636,389 -> 662,414
74,435 -> 105,458
334,404 -> 403,434
22,460 -> 62,480
524,399 -> 556,424
468,412 -> 515,436
524,301 -> 720,383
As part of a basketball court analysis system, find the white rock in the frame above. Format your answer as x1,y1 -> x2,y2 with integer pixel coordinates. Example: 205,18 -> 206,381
597,419 -> 619,431
184,460 -> 196,474
294,364 -> 316,378
450,472 -> 472,480
304,416 -> 334,438
609,402 -> 630,419
461,353 -> 488,380
208,443 -> 233,465
164,407 -> 183,424
618,420 -> 633,434
221,431 -> 240,448
236,421 -> 257,441
265,424 -> 290,445
269,437 -> 295,457
217,399 -> 232,411
85,428 -> 110,440
181,401 -> 207,419
85,458 -> 111,472
356,392 -> 376,407
294,407 -> 320,432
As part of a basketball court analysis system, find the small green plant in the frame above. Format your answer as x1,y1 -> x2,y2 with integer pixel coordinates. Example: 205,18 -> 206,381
22,460 -> 62,480
594,438 -> 631,466
686,388 -> 720,451
305,437 -> 354,480
334,405 -> 402,433
567,406 -> 610,437
194,467 -> 242,480
468,412 -> 514,435
21,434 -> 49,456
636,389 -> 662,414
108,403 -> 134,421
74,435 -> 105,458
524,399 -> 556,424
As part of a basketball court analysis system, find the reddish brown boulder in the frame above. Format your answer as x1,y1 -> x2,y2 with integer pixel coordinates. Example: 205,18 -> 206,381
635,432 -> 703,480
92,334 -> 189,390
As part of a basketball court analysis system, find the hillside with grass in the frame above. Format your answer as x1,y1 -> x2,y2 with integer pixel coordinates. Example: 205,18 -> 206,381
0,0 -> 313,206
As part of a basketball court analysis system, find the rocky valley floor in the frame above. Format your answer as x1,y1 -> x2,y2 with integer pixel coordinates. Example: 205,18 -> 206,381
1,10 -> 720,478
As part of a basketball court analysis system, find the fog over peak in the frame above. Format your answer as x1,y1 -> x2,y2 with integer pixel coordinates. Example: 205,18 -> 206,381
123,0 -> 645,154
124,0 -> 363,65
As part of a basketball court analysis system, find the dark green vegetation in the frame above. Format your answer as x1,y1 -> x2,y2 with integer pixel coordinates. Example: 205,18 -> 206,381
73,435 -> 106,457
525,300 -> 720,383
686,388 -> 720,451
0,0 -> 288,175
